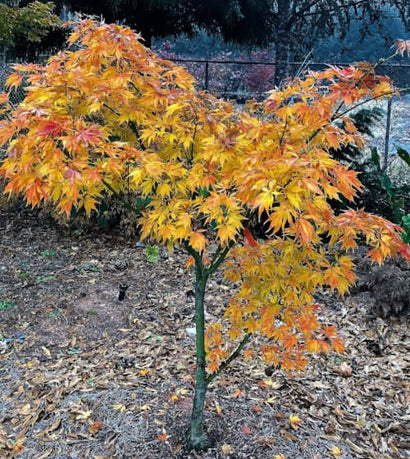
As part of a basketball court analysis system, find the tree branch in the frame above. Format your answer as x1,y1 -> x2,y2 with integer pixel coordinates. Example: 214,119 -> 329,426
294,0 -> 368,20
102,102 -> 146,151
206,333 -> 252,385
102,179 -> 143,214
185,244 -> 206,277
207,241 -> 234,276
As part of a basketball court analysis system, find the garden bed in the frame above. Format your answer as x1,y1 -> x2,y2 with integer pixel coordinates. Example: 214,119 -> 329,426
0,203 -> 409,458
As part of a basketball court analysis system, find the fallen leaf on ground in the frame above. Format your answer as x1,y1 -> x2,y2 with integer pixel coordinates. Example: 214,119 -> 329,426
334,362 -> 352,376
89,421 -> 103,434
289,414 -> 301,430
221,443 -> 235,455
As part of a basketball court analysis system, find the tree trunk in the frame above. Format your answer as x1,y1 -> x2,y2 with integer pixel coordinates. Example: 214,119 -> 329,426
188,265 -> 210,450
274,0 -> 292,86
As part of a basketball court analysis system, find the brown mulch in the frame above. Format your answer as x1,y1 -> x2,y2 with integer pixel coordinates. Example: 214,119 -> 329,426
0,202 -> 409,459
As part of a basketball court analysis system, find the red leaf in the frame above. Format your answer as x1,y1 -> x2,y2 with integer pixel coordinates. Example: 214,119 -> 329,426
244,228 -> 258,247
38,121 -> 62,137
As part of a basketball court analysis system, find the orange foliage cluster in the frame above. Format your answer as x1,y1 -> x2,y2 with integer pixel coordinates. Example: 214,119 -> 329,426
0,20 -> 408,374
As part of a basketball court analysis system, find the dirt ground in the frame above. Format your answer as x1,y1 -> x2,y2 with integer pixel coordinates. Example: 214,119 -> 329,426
0,202 -> 409,459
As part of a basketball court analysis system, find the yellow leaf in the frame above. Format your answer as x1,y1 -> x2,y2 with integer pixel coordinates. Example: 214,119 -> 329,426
166,103 -> 183,115
221,443 -> 235,455
83,195 -> 97,215
112,403 -> 127,412
18,403 -> 32,415
289,414 -> 301,430
331,446 -> 342,456
76,410 -> 92,420
263,380 -> 281,389
41,346 -> 51,359
233,388 -> 246,398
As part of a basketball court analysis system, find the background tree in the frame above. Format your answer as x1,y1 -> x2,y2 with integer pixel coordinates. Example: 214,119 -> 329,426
53,0 -> 409,84
52,0 -> 273,48
0,1 -> 62,59
270,0 -> 410,84
0,21 -> 408,450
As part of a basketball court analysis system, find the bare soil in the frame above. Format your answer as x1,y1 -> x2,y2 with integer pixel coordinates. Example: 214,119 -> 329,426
0,202 -> 409,459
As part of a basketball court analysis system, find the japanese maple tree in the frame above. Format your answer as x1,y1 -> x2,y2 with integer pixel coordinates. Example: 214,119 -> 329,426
0,21 -> 408,450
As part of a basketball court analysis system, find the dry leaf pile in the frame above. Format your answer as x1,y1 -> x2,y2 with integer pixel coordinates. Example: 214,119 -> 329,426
0,203 -> 409,458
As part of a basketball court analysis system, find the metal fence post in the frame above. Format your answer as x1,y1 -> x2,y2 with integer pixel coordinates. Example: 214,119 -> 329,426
204,61 -> 209,91
384,97 -> 393,172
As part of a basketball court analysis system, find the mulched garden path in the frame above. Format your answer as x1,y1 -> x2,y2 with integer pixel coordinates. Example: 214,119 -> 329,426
0,202 -> 409,459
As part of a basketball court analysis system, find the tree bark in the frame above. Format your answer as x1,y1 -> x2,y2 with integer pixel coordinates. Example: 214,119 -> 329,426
274,0 -> 292,86
188,264 -> 209,450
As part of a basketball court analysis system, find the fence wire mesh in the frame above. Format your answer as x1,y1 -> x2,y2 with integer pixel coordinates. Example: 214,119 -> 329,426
1,56 -> 409,160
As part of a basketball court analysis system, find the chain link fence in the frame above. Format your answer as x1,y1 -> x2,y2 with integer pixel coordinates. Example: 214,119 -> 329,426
171,58 -> 410,98
1,56 -> 409,159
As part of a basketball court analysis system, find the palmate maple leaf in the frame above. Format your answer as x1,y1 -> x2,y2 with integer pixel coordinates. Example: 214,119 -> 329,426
289,414 -> 301,430
1,19 -> 409,450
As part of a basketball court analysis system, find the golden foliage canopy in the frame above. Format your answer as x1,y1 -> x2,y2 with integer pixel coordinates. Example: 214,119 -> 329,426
0,20 -> 408,373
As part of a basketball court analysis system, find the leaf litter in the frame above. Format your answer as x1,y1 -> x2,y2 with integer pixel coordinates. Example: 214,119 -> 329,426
0,202 -> 409,458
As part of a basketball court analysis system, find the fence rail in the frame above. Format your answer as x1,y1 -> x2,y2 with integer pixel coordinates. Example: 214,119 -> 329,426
1,57 -> 409,161
170,58 -> 410,97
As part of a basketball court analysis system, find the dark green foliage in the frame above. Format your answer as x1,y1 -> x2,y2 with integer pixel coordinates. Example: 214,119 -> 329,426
65,192 -> 149,236
366,147 -> 408,225
0,1 -> 63,60
329,110 -> 410,241
401,214 -> 410,243
348,148 -> 408,226
330,107 -> 384,164
397,146 -> 410,167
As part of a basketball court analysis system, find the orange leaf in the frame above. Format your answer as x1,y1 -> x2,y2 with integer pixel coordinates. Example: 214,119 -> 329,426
89,420 -> 103,434
157,432 -> 168,442
189,232 -> 206,252
331,337 -> 345,353
209,360 -> 219,374
13,443 -> 24,453
6,73 -> 24,90
251,404 -> 262,414
297,218 -> 315,244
